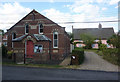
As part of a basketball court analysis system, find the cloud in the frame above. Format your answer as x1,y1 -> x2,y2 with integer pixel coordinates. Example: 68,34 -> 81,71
42,8 -> 118,33
42,8 -> 73,32
102,7 -> 107,10
42,0 -> 118,32
109,0 -> 119,5
0,2 -> 31,31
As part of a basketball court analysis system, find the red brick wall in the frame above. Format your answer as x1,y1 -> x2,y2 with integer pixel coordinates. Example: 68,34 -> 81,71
3,10 -> 70,61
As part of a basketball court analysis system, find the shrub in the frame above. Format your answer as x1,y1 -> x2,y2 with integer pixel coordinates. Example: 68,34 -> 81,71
2,44 -> 7,58
71,49 -> 84,65
102,48 -> 119,65
7,50 -> 13,59
99,44 -> 107,51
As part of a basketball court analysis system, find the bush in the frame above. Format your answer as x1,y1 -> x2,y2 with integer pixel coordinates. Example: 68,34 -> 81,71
102,48 -> 119,65
2,44 -> 7,58
99,44 -> 107,51
7,51 -> 13,59
71,49 -> 84,65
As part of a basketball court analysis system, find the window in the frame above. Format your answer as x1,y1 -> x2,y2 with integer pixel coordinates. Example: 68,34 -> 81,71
3,42 -> 7,46
79,44 -> 82,47
12,33 -> 16,39
25,24 -> 29,34
107,44 -> 110,48
53,32 -> 58,48
3,35 -> 8,40
34,45 -> 43,53
39,24 -> 43,34
92,44 -> 95,48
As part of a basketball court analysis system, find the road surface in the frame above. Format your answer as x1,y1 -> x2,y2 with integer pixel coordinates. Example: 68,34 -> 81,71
2,66 -> 118,80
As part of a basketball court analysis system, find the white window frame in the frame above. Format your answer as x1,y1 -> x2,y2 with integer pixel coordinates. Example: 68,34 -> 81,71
53,32 -> 58,48
12,33 -> 16,48
3,35 -> 8,40
25,24 -> 29,34
39,24 -> 43,34
34,44 -> 43,53
12,33 -> 16,40
3,42 -> 7,46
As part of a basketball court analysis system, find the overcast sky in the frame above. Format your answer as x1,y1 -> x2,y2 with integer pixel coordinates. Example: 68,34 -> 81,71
0,0 -> 119,32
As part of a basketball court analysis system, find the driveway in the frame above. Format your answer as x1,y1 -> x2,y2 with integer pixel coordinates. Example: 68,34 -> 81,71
78,51 -> 118,72
2,66 -> 118,80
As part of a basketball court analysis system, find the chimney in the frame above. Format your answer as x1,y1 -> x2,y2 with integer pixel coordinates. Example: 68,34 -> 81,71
72,25 -> 73,33
98,23 -> 102,29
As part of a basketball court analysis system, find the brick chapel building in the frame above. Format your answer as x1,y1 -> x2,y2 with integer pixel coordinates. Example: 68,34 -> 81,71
2,9 -> 70,63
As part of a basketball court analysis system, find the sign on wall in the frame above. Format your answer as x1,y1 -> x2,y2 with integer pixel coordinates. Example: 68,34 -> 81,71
30,25 -> 37,29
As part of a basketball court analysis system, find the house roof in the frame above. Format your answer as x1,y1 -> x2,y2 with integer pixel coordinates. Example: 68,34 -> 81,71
6,9 -> 69,39
12,34 -> 51,42
34,34 -> 51,41
73,27 -> 115,40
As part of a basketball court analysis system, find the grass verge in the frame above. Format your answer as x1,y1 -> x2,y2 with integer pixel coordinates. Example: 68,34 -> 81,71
2,62 -> 63,68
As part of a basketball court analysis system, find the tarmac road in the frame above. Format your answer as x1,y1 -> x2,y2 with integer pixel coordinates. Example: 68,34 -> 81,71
2,66 -> 118,80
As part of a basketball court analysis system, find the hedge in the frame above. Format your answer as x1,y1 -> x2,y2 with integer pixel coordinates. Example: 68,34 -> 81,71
71,48 -> 84,65
102,48 -> 119,66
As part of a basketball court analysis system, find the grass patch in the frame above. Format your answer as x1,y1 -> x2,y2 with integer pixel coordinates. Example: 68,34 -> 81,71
84,49 -> 98,53
65,65 -> 80,69
2,62 -> 63,68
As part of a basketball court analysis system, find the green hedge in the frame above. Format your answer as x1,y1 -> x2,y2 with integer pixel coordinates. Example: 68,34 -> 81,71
72,49 -> 84,65
102,48 -> 119,66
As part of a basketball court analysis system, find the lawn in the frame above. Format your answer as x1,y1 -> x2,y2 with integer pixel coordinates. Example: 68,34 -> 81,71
2,62 -> 63,68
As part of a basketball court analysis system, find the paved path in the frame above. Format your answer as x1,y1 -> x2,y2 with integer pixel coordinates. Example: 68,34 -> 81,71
59,56 -> 71,66
78,51 -> 119,72
2,66 -> 118,80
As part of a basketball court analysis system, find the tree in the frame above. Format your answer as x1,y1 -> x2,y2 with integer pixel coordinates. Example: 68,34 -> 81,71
98,38 -> 102,50
107,34 -> 120,48
80,33 -> 95,49
2,44 -> 8,58
99,44 -> 107,51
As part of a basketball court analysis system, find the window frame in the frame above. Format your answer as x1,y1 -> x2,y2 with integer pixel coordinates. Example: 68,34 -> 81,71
34,44 -> 43,53
39,24 -> 43,34
25,24 -> 29,34
12,33 -> 16,40
53,32 -> 58,48
3,42 -> 7,46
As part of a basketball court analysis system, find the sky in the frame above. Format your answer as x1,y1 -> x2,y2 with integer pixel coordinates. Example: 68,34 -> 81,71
0,0 -> 119,33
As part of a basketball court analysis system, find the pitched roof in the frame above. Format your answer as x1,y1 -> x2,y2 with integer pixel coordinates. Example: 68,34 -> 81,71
7,9 -> 61,32
34,34 -> 51,41
12,34 -> 51,42
73,27 -> 115,40
12,34 -> 27,42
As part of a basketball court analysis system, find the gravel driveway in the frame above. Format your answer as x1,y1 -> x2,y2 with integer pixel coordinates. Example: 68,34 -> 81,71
78,51 -> 119,72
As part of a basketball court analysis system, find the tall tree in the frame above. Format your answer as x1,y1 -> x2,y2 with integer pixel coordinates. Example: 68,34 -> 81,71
80,33 -> 95,49
107,34 -> 120,48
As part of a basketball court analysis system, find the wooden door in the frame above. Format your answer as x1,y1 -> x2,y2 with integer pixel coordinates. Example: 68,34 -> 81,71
26,41 -> 34,58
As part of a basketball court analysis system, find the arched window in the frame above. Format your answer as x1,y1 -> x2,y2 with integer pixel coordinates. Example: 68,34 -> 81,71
39,24 -> 43,34
25,24 -> 29,34
53,32 -> 58,48
12,33 -> 16,39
